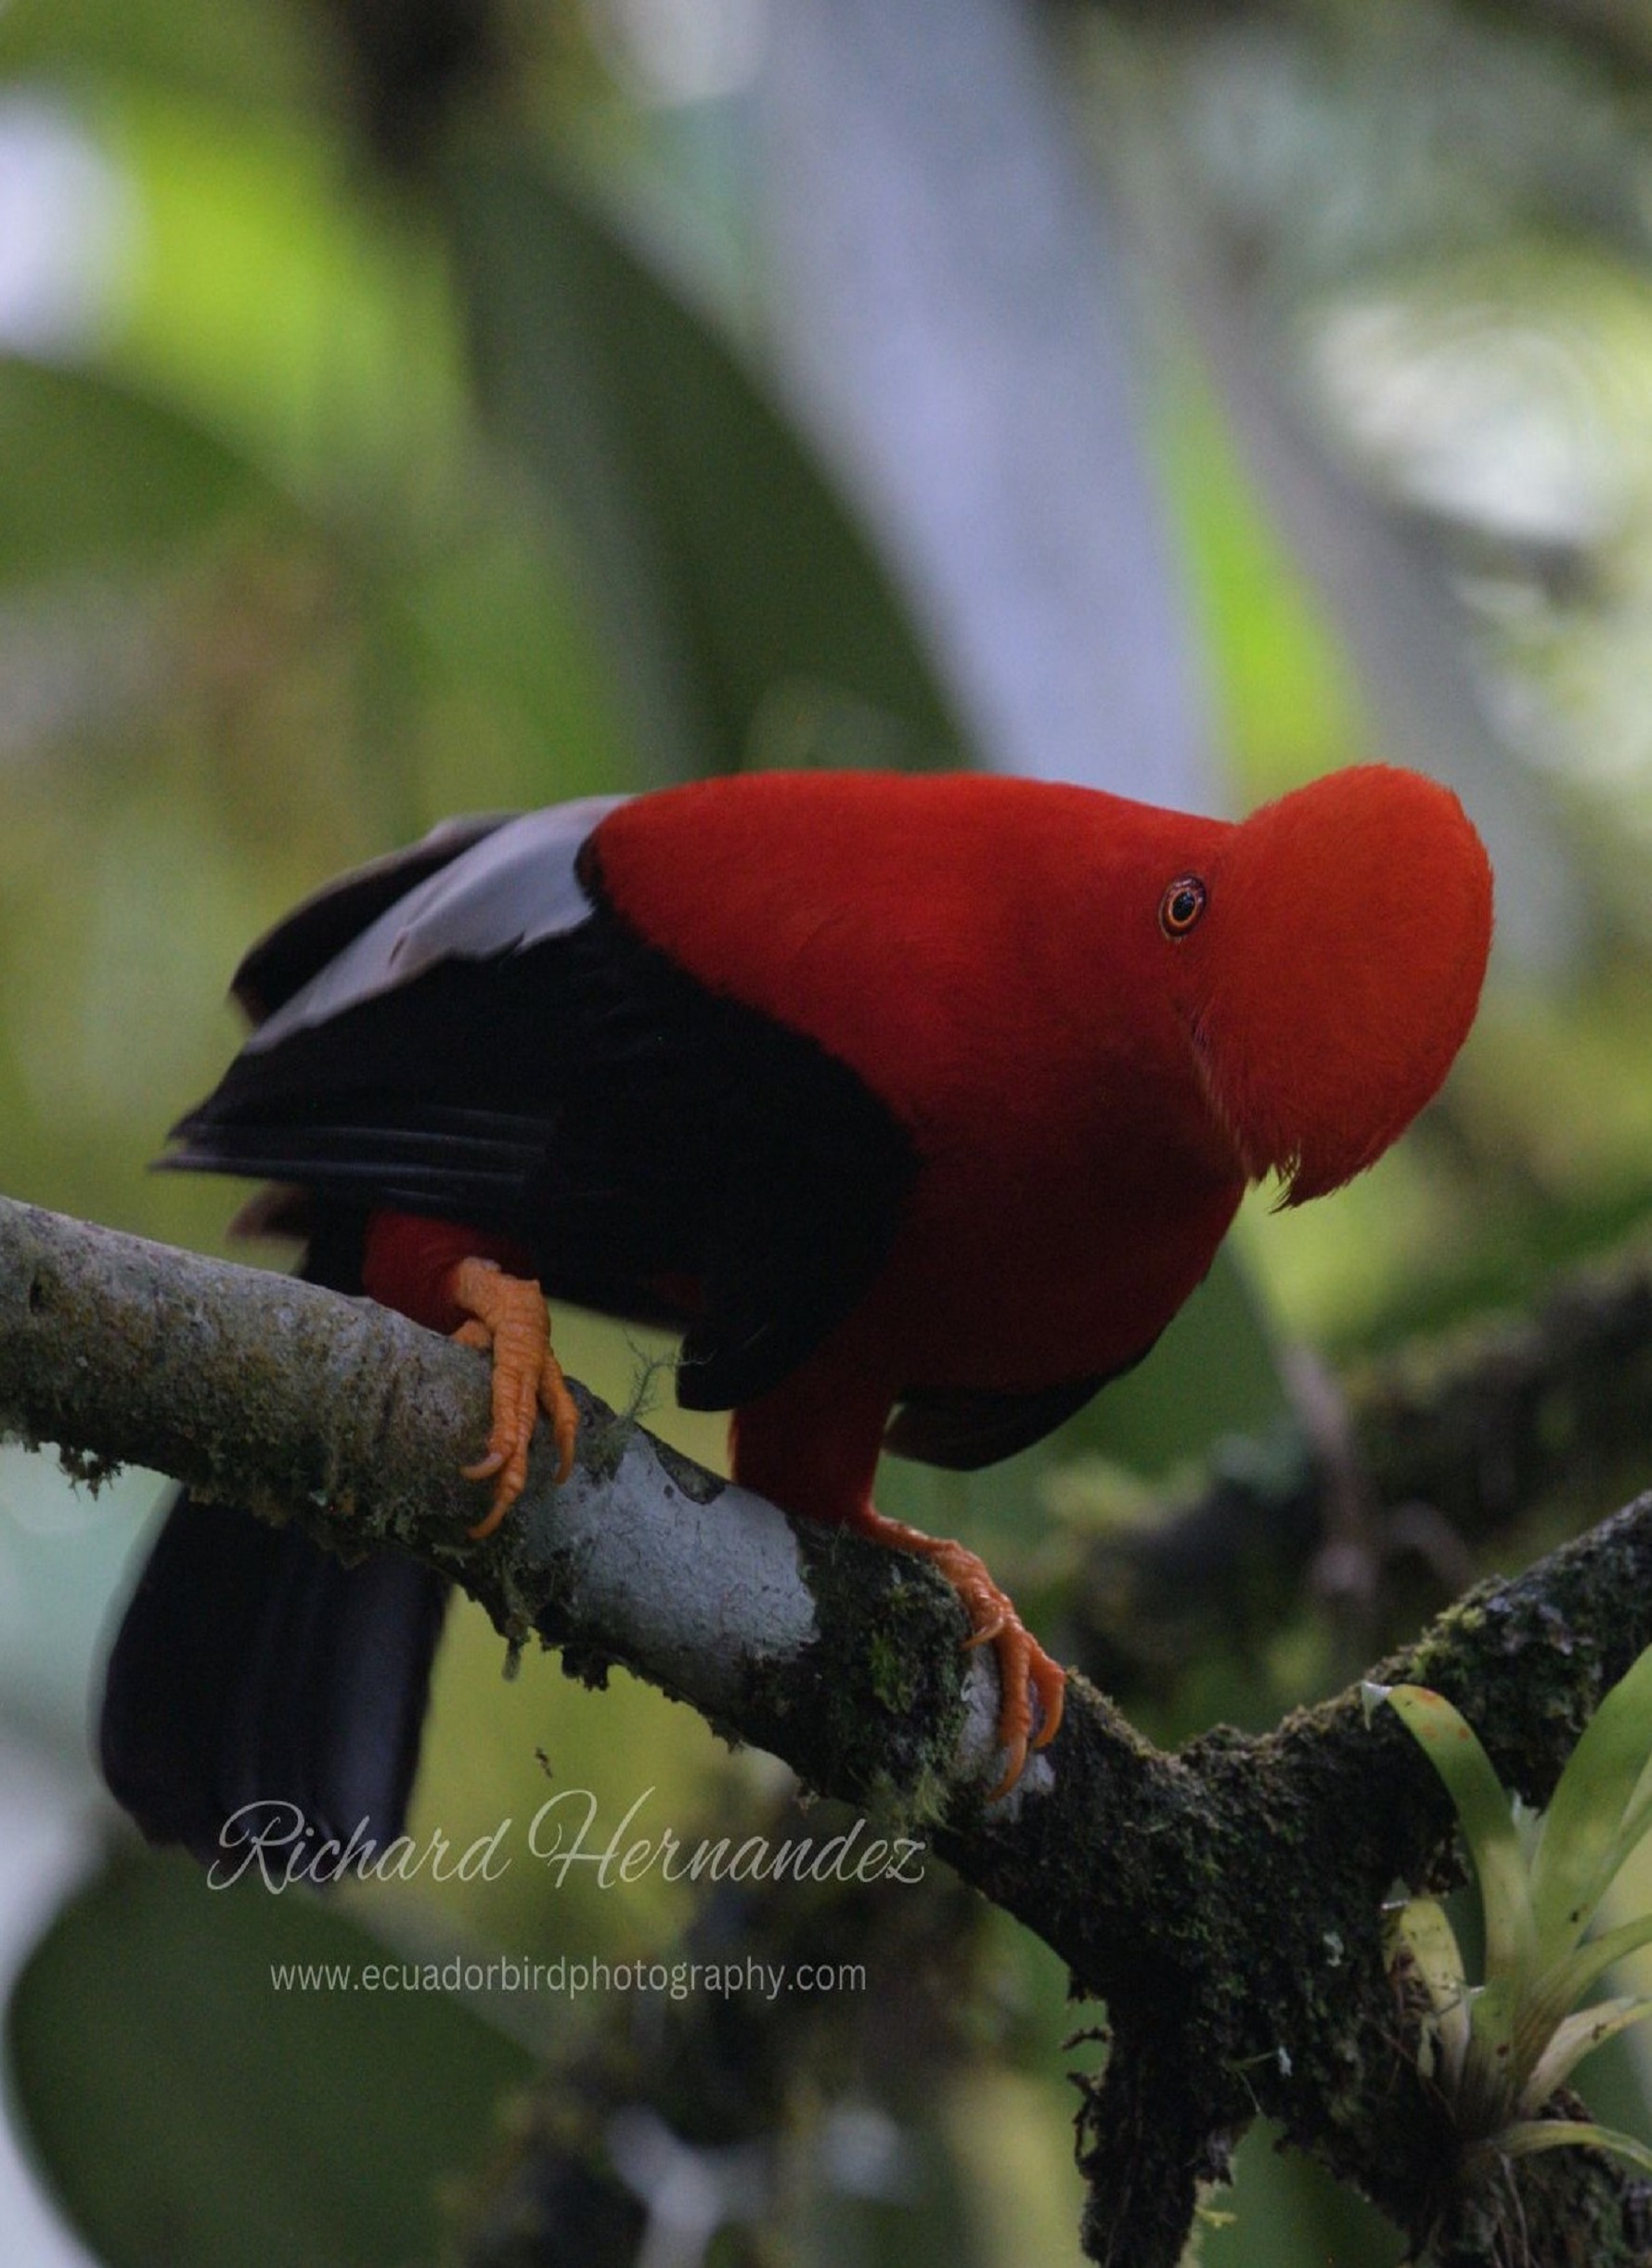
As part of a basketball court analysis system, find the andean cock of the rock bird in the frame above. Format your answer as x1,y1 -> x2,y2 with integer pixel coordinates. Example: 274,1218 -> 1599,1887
99,764 -> 1493,1849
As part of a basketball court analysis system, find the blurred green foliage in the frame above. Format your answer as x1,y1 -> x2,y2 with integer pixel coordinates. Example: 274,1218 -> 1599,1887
1,2 -> 1651,2264
9,1845 -> 535,2268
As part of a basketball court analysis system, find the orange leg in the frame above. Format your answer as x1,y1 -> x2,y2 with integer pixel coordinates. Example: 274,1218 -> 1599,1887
362,1214 -> 578,1540
732,1367 -> 1064,1798
847,1503 -> 1065,1799
448,1258 -> 578,1539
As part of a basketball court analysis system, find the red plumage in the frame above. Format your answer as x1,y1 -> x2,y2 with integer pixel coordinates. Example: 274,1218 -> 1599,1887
594,766 -> 1491,1515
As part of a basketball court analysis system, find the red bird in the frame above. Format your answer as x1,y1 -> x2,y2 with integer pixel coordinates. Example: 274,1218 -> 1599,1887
100,765 -> 1492,1849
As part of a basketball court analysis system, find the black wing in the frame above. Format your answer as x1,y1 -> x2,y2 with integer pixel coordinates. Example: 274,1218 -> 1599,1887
167,846 -> 918,1413
231,814 -> 515,1022
883,1375 -> 1106,1469
884,1323 -> 1166,1469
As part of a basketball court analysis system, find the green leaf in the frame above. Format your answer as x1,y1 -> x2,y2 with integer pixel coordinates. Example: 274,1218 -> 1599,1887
1519,1994 -> 1652,2114
0,0 -> 311,110
1498,2119 -> 1652,2180
1542,1909 -> 1652,2027
0,358 -> 284,584
105,93 -> 463,497
1465,1973 -> 1520,2080
1391,1897 -> 1470,2088
8,1842 -> 533,2268
447,147 -> 971,785
1530,1642 -> 1652,1965
1384,1683 -> 1537,1979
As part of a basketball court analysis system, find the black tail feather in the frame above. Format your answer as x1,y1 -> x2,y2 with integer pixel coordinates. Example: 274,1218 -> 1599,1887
96,1215 -> 448,1869
98,1495 -> 447,1869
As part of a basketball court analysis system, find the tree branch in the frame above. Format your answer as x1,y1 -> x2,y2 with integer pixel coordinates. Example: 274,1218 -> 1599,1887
5,1189 -> 1652,2266
1066,1239 -> 1652,1705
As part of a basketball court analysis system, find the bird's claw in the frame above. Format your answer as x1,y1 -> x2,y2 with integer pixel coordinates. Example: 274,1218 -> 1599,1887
846,1507 -> 1065,1799
924,1538 -> 1064,1798
447,1256 -> 578,1539
979,1621 -> 1065,1799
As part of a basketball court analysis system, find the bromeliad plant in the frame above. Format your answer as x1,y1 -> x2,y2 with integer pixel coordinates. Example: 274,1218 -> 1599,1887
1370,1643 -> 1652,2176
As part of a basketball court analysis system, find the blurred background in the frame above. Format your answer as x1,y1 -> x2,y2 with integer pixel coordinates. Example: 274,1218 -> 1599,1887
2,0 -> 1652,2262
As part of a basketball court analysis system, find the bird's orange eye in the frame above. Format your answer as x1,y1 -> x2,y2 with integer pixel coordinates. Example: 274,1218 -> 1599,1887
1159,875 -> 1207,938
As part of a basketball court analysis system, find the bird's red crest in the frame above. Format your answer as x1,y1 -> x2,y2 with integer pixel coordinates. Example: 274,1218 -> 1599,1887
1177,766 -> 1493,1203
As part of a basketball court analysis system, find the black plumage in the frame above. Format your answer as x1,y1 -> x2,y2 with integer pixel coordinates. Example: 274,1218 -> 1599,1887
167,850 -> 920,1413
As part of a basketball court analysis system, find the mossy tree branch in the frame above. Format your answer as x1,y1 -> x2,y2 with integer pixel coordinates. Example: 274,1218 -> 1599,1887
3,1190 -> 1651,2266
1068,1240 -> 1652,1707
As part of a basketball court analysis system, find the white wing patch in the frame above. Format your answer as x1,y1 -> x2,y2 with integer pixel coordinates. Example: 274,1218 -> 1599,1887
247,795 -> 631,1050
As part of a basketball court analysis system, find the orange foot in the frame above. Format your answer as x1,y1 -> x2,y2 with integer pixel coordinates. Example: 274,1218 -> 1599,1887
446,1256 -> 579,1540
848,1504 -> 1065,1798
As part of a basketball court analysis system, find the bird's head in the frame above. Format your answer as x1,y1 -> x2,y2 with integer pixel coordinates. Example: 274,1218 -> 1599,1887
1164,765 -> 1493,1204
